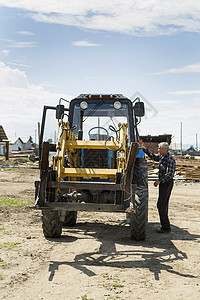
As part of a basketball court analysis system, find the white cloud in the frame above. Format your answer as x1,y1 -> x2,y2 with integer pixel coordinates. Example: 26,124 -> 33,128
72,40 -> 100,47
0,61 -> 72,138
0,61 -> 29,88
1,49 -> 10,55
153,63 -> 200,75
17,31 -> 34,36
1,39 -> 37,48
0,1 -> 200,36
167,90 -> 200,95
8,39 -> 37,48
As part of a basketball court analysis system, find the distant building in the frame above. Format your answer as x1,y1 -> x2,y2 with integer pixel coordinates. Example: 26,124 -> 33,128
0,125 -> 8,156
185,146 -> 200,156
9,137 -> 32,153
140,134 -> 172,154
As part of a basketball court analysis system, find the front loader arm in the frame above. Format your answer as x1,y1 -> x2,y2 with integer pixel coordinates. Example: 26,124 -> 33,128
53,121 -> 77,181
117,123 -> 129,172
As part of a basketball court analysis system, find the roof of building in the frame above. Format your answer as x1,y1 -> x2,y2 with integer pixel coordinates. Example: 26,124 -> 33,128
186,146 -> 199,153
9,137 -> 31,145
140,134 -> 172,145
0,125 -> 8,141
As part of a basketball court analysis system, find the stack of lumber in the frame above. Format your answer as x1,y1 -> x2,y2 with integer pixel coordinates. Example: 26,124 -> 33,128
9,150 -> 35,158
175,156 -> 200,180
145,155 -> 200,181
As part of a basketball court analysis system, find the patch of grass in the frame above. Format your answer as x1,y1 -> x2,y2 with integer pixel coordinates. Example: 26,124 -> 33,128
0,263 -> 10,269
104,296 -> 121,300
81,294 -> 94,300
101,273 -> 125,299
0,258 -> 10,269
0,273 -> 4,280
3,230 -> 12,234
112,283 -> 124,288
0,197 -> 32,206
0,226 -> 12,234
0,242 -> 20,250
102,281 -> 124,292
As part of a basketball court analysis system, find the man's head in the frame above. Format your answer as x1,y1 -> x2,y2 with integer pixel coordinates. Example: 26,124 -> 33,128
158,142 -> 169,156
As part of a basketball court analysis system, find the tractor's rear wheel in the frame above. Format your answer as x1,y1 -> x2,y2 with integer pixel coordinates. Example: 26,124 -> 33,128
63,211 -> 77,227
130,158 -> 148,241
42,210 -> 62,238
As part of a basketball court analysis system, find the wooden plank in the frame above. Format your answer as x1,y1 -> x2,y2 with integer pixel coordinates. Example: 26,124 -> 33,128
125,142 -> 139,174
124,142 -> 139,208
40,142 -> 49,172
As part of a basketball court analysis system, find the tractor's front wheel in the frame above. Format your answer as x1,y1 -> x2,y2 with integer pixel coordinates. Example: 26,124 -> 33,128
42,210 -> 62,238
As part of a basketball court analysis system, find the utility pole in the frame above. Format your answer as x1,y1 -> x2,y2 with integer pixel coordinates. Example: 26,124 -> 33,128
196,133 -> 198,150
180,122 -> 183,155
35,129 -> 36,149
38,122 -> 40,144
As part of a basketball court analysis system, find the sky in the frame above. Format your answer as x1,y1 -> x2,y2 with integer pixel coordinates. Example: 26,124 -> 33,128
0,0 -> 200,148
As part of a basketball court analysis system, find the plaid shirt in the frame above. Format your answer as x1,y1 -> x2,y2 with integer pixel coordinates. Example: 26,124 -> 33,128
143,149 -> 176,183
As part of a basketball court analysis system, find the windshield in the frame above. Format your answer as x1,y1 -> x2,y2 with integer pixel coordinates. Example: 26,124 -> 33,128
72,102 -> 131,141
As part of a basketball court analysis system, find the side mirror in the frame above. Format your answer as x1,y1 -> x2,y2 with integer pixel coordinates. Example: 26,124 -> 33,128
133,102 -> 145,117
56,104 -> 65,119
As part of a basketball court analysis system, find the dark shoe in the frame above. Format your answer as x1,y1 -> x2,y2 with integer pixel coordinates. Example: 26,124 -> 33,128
156,227 -> 171,234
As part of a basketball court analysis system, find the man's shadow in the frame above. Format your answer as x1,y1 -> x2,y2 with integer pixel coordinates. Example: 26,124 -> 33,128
48,221 -> 200,281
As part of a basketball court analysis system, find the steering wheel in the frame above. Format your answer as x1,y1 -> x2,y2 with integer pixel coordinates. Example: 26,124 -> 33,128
88,126 -> 109,140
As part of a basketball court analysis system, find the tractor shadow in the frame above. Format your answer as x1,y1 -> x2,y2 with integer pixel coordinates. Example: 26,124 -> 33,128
48,221 -> 200,281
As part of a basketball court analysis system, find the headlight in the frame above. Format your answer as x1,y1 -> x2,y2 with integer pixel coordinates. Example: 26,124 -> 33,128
80,101 -> 88,110
114,101 -> 121,110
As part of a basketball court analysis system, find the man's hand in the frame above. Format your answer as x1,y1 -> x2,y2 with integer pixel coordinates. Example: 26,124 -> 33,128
154,180 -> 160,187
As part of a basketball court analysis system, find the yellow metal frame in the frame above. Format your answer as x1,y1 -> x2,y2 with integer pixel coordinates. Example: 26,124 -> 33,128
52,121 -> 129,181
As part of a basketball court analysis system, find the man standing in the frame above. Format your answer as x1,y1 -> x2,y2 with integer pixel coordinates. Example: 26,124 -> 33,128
142,142 -> 176,233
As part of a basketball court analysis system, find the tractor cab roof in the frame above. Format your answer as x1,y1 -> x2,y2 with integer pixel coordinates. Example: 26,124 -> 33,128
73,94 -> 130,101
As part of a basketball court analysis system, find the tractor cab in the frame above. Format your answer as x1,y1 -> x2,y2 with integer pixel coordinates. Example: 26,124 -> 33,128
57,94 -> 144,144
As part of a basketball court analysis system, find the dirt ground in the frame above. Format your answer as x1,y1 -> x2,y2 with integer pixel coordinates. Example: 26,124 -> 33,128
0,167 -> 200,300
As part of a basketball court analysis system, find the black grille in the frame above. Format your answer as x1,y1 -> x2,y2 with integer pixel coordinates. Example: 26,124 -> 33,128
83,149 -> 108,168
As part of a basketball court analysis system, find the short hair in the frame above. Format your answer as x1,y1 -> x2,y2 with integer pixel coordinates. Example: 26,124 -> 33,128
159,142 -> 169,151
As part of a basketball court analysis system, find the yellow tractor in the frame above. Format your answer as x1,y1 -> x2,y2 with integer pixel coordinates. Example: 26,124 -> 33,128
34,94 -> 148,240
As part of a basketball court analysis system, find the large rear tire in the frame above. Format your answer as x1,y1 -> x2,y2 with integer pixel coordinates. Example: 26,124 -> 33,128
42,210 -> 62,238
130,158 -> 148,241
